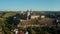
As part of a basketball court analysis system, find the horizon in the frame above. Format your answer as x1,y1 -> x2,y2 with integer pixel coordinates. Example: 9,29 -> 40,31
0,0 -> 60,11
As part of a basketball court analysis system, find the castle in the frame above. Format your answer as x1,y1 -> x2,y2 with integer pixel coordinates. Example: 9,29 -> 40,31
14,10 -> 40,20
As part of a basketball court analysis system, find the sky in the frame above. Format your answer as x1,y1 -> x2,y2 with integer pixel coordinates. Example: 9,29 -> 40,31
0,0 -> 60,11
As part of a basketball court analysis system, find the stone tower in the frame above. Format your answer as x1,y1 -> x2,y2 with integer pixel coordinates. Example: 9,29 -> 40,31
26,10 -> 32,20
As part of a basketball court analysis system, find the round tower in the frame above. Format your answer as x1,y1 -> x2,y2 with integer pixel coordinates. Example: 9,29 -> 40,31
26,10 -> 32,20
